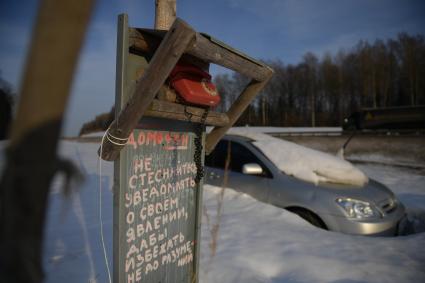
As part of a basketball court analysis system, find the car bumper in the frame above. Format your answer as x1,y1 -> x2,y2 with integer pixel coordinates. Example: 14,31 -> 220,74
321,203 -> 406,236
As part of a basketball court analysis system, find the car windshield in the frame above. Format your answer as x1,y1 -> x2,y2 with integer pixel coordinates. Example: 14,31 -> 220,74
227,129 -> 368,187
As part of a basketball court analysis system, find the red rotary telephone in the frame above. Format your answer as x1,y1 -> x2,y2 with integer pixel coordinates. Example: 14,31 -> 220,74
169,63 -> 221,107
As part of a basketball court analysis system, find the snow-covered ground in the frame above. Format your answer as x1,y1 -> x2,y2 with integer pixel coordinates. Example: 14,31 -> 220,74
201,185 -> 425,283
1,137 -> 424,283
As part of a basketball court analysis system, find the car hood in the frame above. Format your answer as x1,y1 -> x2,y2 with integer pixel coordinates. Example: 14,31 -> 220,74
318,178 -> 394,204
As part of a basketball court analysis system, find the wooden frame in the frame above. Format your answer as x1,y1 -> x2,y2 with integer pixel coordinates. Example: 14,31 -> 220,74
99,17 -> 273,161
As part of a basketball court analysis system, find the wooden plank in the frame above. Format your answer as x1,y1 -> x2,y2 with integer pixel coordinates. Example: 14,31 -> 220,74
100,18 -> 196,161
113,13 -> 130,283
129,28 -> 209,71
205,73 -> 274,154
129,29 -> 269,81
187,33 -> 270,81
145,99 -> 229,126
129,28 -> 163,56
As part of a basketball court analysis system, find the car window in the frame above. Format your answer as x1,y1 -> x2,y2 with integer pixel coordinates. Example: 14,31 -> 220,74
205,139 -> 272,178
205,140 -> 230,169
230,142 -> 271,177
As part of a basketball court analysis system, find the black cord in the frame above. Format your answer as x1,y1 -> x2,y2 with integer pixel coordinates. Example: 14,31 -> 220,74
193,108 -> 209,184
183,105 -> 209,184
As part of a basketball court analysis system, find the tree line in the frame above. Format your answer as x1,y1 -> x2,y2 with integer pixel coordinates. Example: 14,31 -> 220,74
79,32 -> 425,134
214,33 -> 425,127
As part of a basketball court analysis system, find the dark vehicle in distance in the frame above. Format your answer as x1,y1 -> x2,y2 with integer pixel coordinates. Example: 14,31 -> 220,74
205,135 -> 405,236
343,105 -> 425,131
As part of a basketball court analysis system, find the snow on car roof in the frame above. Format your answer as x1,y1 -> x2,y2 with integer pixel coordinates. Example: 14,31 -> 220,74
227,128 -> 369,186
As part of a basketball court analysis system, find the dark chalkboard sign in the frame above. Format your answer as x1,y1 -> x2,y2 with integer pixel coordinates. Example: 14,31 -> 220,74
113,15 -> 203,283
115,120 -> 202,282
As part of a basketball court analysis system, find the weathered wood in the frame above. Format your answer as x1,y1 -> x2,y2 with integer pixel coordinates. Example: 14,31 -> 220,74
130,29 -> 269,81
106,18 -> 274,160
156,84 -> 177,102
129,28 -> 210,71
0,0 -> 94,282
129,28 -> 163,54
188,33 -> 270,81
146,99 -> 229,126
10,1 -> 95,145
205,69 -> 274,154
112,14 -> 129,283
99,18 -> 196,161
155,0 -> 176,30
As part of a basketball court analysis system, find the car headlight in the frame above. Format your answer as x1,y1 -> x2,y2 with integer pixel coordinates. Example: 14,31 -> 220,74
336,198 -> 382,219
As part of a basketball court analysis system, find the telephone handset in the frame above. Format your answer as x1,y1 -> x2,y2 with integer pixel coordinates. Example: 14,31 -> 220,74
169,63 -> 221,107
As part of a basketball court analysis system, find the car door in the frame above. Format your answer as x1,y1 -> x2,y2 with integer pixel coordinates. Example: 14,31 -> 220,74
205,139 -> 272,202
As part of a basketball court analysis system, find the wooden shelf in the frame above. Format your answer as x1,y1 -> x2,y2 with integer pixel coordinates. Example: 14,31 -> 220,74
146,99 -> 229,127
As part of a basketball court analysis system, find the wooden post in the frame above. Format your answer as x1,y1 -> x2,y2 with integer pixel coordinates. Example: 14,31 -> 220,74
155,0 -> 176,30
0,0 -> 94,282
205,74 -> 273,154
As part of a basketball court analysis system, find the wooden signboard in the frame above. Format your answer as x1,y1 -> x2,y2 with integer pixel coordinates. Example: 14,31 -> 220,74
113,15 -> 202,283
115,119 -> 202,282
109,12 -> 273,283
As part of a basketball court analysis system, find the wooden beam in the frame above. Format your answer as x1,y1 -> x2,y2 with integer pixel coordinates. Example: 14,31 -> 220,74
146,99 -> 229,126
129,28 -> 209,71
187,33 -> 270,81
99,18 -> 196,161
205,69 -> 274,154
129,29 -> 269,81
129,28 -> 163,56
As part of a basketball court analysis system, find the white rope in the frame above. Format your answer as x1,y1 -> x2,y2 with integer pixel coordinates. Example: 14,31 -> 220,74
106,130 -> 129,146
98,129 -> 113,283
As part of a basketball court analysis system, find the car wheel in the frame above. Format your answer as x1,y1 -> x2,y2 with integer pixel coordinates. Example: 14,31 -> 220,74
287,208 -> 328,230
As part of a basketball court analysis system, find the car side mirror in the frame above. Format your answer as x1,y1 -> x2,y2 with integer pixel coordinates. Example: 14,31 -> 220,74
242,163 -> 263,175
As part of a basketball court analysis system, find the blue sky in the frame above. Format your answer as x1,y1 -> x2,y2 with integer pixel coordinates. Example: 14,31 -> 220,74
1,0 -> 424,136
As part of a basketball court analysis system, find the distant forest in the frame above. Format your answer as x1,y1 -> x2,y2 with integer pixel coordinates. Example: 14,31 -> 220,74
80,32 -> 425,135
214,32 -> 425,127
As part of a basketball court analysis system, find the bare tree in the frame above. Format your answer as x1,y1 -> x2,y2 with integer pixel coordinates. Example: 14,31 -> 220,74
212,33 -> 425,128
302,52 -> 319,127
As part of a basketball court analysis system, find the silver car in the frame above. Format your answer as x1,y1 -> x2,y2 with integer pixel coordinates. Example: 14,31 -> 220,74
205,135 -> 406,236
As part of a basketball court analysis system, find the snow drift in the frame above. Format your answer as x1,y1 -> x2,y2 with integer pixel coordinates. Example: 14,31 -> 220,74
227,128 -> 369,186
1,138 -> 423,283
